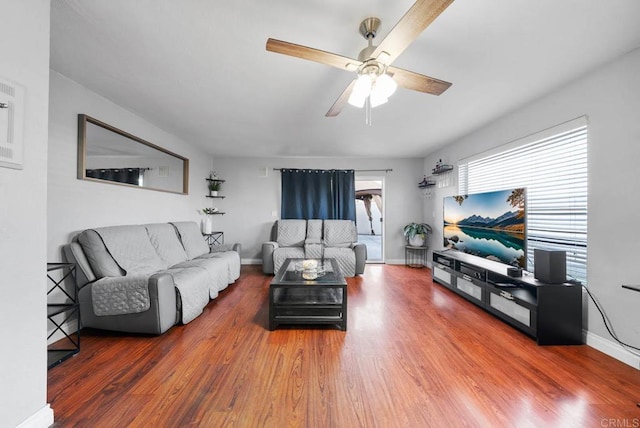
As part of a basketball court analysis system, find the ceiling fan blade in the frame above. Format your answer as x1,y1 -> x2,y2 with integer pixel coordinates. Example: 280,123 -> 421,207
326,80 -> 357,117
387,66 -> 452,95
371,0 -> 454,65
266,39 -> 362,72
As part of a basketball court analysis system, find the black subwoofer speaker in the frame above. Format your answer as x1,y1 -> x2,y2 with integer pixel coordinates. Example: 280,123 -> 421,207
534,249 -> 566,284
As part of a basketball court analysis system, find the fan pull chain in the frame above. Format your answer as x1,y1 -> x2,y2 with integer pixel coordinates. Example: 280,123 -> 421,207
364,33 -> 374,126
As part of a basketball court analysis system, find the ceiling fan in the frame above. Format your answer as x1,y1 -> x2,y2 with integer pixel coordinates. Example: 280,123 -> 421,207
266,0 -> 454,120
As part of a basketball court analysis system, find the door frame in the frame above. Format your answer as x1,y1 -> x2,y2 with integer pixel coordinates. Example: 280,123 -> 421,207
355,175 -> 385,263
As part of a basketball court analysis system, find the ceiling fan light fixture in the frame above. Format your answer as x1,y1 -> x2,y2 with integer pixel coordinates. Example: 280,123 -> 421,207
369,91 -> 388,108
348,92 -> 367,108
348,74 -> 373,107
375,73 -> 398,99
354,73 -> 373,96
267,1 -> 454,119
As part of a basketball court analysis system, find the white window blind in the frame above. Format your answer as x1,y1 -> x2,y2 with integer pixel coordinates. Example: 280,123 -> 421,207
458,119 -> 588,284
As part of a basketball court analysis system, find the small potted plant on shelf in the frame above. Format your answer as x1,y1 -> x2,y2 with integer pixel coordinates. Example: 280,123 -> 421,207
403,222 -> 432,247
200,208 -> 218,215
208,180 -> 221,197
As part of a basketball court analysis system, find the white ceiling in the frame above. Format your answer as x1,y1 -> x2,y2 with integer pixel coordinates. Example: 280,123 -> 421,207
50,0 -> 640,159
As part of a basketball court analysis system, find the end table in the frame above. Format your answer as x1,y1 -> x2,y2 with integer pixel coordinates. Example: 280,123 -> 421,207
47,262 -> 80,368
203,231 -> 224,246
405,245 -> 428,268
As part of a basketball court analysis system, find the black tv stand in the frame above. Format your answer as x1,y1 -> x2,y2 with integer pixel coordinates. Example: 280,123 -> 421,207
432,250 -> 582,345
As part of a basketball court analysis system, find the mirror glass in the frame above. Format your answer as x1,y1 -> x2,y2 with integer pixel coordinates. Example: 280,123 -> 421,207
78,114 -> 189,194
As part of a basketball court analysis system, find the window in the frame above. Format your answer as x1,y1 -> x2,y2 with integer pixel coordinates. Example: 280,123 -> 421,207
458,117 -> 588,283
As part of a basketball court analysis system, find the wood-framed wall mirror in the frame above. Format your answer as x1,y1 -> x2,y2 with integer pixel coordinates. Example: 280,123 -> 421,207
77,114 -> 189,194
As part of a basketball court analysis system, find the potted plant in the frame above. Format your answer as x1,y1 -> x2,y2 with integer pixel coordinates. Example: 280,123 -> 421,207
200,208 -> 218,216
208,180 -> 221,197
403,222 -> 432,247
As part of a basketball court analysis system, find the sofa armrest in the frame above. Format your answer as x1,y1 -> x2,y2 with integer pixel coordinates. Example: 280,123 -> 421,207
149,273 -> 179,331
353,243 -> 367,275
63,242 -> 96,289
262,241 -> 279,274
79,272 -> 177,335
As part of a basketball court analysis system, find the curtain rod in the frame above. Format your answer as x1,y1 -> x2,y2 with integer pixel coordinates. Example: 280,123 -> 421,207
273,168 -> 392,172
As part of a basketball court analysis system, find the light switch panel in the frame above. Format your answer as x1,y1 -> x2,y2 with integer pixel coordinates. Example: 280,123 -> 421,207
0,77 -> 25,170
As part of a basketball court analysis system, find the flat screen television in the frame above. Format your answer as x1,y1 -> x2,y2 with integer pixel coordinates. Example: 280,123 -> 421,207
443,188 -> 526,268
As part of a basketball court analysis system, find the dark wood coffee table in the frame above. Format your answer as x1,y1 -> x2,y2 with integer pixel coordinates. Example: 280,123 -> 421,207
269,258 -> 347,331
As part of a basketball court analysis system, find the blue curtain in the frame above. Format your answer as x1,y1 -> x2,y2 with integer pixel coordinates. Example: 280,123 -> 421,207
85,168 -> 142,185
332,169 -> 356,221
281,169 -> 356,221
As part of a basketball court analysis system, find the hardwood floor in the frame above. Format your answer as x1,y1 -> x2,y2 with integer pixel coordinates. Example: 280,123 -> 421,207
48,265 -> 640,427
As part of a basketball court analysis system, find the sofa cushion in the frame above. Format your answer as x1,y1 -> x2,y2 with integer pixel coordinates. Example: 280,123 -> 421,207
277,220 -> 307,247
273,246 -> 305,273
171,221 -> 210,259
145,223 -> 189,267
77,229 -> 125,278
172,258 -> 226,297
306,219 -> 323,241
305,242 -> 323,259
199,251 -> 241,284
324,247 -> 356,277
92,225 -> 168,275
159,266 -> 210,324
323,220 -> 357,248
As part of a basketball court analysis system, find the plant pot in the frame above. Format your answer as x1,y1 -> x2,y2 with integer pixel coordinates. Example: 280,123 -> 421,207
201,217 -> 213,234
408,234 -> 425,247
209,190 -> 218,197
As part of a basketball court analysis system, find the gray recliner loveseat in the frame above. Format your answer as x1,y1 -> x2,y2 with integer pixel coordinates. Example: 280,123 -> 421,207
262,219 -> 366,276
63,221 -> 240,335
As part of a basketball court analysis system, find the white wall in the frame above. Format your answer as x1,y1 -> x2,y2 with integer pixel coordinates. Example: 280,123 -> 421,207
0,1 -> 53,427
423,48 -> 640,367
211,158 -> 424,264
47,72 -> 214,264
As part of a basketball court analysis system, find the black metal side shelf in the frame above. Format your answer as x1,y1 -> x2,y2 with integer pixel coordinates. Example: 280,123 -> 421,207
431,250 -> 582,345
203,231 -> 224,246
47,262 -> 80,368
432,164 -> 453,175
418,178 -> 436,189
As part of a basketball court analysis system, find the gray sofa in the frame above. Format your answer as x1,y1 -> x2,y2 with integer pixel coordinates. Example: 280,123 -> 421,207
63,221 -> 240,335
262,219 -> 366,276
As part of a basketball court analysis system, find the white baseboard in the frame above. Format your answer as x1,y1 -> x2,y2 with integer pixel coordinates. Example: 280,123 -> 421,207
16,404 -> 54,428
241,258 -> 262,265
385,259 -> 404,265
585,331 -> 640,370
